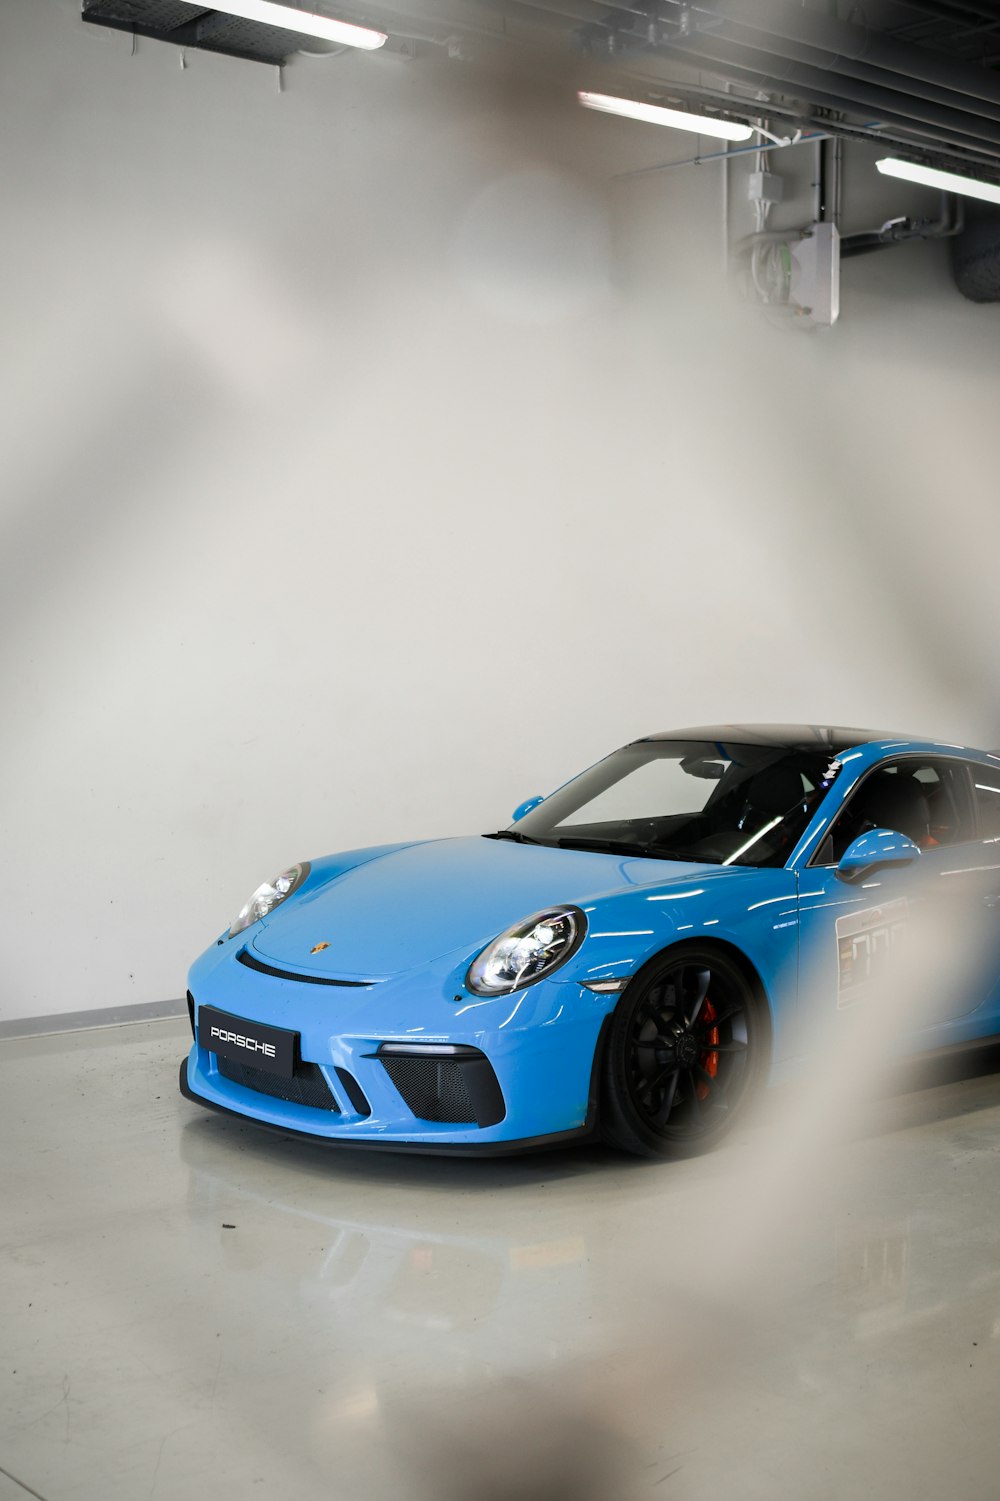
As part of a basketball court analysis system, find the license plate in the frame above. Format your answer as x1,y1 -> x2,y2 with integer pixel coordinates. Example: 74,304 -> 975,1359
198,1005 -> 297,1078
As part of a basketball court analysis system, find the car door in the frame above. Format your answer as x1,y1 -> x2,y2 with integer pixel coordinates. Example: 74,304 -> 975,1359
794,755 -> 990,1050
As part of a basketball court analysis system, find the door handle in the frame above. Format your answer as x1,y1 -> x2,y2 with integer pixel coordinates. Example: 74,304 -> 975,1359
984,893 -> 1000,909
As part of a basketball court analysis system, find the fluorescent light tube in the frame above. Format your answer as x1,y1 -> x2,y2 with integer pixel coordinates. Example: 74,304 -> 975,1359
206,0 -> 387,50
876,156 -> 1000,206
577,91 -> 754,142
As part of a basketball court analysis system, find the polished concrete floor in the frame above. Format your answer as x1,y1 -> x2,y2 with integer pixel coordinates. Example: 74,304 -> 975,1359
4,1018 -> 1000,1501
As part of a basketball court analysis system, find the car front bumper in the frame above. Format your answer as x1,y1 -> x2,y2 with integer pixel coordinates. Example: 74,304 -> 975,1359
178,938 -> 618,1153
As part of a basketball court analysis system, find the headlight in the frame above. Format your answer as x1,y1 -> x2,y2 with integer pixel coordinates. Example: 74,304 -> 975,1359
228,861 -> 310,938
466,906 -> 586,996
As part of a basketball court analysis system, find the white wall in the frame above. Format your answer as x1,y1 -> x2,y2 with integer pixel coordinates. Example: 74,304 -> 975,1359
2,1 -> 999,1020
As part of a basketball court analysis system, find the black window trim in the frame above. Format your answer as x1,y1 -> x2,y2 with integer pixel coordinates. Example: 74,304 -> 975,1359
806,752 -> 981,870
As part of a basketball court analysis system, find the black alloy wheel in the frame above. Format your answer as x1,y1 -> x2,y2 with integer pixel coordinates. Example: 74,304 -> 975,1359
601,946 -> 766,1158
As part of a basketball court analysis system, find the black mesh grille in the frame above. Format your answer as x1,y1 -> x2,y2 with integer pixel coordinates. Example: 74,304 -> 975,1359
217,1055 -> 340,1112
381,1056 -> 477,1124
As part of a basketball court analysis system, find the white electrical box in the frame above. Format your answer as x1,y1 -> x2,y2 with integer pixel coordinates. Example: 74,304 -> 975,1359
748,170 -> 783,206
789,222 -> 840,327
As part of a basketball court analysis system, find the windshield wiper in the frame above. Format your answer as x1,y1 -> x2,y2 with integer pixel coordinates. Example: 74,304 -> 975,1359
485,830 -> 694,861
556,836 -> 678,860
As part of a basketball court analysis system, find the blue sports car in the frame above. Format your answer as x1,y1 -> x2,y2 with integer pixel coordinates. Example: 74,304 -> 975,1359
179,725 -> 1000,1156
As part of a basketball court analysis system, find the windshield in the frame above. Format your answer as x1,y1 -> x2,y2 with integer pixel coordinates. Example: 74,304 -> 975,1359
505,740 -> 836,868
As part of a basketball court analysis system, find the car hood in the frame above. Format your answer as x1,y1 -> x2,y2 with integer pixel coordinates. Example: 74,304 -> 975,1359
250,835 -> 717,980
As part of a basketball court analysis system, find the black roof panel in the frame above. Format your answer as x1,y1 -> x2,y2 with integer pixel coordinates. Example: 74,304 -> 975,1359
640,724 -> 911,752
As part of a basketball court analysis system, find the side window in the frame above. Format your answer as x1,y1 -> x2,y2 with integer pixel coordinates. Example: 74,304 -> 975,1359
972,766 -> 1000,840
912,764 -> 974,848
820,759 -> 975,864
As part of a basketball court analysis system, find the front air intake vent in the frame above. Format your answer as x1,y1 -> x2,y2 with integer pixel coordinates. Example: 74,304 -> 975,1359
381,1056 -> 476,1123
335,1067 -> 372,1119
217,1055 -> 340,1112
377,1045 -> 505,1128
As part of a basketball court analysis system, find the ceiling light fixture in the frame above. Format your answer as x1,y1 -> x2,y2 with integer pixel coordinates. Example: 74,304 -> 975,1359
577,91 -> 754,142
208,0 -> 387,50
876,156 -> 1000,206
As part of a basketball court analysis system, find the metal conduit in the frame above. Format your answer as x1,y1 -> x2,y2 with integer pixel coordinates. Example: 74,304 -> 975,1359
886,1 -> 1000,39
663,32 -> 1000,165
600,64 -> 993,158
700,18 -> 1000,127
830,57 -> 1000,127
665,30 -> 1000,152
644,83 -> 1000,174
706,0 -> 1000,111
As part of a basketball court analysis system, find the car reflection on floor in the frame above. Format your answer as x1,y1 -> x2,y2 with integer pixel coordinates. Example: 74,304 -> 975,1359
175,1041 -> 1000,1500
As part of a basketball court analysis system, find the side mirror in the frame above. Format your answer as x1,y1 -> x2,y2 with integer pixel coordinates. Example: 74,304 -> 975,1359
512,795 -> 545,823
836,828 -> 921,884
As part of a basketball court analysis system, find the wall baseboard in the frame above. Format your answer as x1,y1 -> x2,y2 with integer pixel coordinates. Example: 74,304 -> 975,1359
0,998 -> 187,1041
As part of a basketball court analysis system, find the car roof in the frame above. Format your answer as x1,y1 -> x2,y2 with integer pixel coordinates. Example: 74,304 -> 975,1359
638,724 -> 913,753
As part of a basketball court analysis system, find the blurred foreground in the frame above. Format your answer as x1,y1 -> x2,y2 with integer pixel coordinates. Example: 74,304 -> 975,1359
4,996 -> 1000,1501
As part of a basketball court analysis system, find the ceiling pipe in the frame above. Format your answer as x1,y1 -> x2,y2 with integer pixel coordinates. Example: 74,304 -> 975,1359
720,28 -> 1000,129
696,7 -> 1000,129
871,0 -> 1000,37
802,55 -> 1000,128
840,192 -> 965,257
599,66 -> 1000,170
581,49 -> 1000,173
664,29 -> 1000,152
704,0 -> 1000,111
661,31 -> 1000,165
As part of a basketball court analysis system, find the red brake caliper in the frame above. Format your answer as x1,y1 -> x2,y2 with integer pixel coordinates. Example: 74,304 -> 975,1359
697,998 -> 719,1101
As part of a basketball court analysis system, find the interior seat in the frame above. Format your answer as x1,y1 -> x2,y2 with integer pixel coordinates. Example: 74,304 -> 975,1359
854,774 -> 930,845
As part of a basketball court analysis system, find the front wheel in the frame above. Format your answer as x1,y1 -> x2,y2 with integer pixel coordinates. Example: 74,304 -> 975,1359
601,946 -> 768,1158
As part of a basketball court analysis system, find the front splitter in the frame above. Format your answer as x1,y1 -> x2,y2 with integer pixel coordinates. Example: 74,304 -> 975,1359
177,1059 -> 596,1158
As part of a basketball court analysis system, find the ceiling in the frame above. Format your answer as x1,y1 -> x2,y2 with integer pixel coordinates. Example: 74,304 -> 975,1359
82,0 -> 1000,180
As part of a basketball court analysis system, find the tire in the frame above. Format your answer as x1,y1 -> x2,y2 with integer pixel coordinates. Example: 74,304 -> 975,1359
601,945 -> 768,1158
